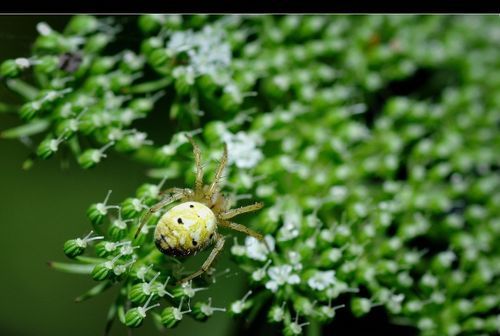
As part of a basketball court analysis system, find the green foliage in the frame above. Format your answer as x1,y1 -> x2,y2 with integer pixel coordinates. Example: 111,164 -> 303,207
1,15 -> 500,335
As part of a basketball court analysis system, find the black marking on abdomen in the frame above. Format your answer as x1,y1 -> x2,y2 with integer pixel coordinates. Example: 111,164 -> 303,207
155,238 -> 196,257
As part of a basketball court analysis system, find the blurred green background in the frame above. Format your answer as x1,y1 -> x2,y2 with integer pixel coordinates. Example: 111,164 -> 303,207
0,16 -> 245,336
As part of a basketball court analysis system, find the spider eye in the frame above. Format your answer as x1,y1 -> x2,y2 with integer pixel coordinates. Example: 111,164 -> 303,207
189,204 -> 194,208
177,218 -> 183,224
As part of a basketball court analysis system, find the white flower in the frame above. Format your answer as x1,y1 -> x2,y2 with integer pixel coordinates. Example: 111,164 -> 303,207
265,265 -> 300,292
277,210 -> 301,242
166,25 -> 231,81
287,251 -> 303,271
245,235 -> 275,261
307,270 -> 336,291
222,131 -> 264,169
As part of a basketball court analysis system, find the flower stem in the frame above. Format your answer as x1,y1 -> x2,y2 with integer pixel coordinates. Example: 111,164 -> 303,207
126,77 -> 172,94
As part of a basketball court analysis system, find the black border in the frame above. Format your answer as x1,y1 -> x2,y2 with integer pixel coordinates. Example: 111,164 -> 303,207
0,0 -> 499,14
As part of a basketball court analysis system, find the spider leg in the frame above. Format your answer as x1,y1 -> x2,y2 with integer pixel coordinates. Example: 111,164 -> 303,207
220,220 -> 264,241
158,187 -> 189,197
177,233 -> 226,284
134,191 -> 187,238
206,143 -> 228,202
220,202 -> 264,220
186,135 -> 204,196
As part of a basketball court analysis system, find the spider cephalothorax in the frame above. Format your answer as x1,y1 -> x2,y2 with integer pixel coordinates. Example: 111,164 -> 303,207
135,136 -> 264,283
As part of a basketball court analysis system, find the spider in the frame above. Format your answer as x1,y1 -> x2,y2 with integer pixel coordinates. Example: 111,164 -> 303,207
135,136 -> 264,284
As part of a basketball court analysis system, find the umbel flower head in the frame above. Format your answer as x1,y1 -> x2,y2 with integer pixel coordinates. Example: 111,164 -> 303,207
3,14 -> 498,336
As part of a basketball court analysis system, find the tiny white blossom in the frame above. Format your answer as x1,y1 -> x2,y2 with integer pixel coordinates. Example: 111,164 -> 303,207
308,270 -> 336,291
265,265 -> 300,292
222,131 -> 264,169
245,235 -> 275,261
287,251 -> 303,271
277,210 -> 301,242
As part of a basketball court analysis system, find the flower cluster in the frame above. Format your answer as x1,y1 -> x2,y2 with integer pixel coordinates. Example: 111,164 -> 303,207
52,182 -> 228,331
2,15 -> 500,335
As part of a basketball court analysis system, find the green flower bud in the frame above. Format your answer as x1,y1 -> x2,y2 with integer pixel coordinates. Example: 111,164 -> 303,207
141,37 -> 163,56
128,283 -> 151,305
90,56 -> 117,75
84,33 -> 112,53
268,303 -> 287,323
65,15 -> 99,35
484,315 -> 500,333
462,317 -> 485,332
125,308 -> 145,328
94,241 -> 110,257
36,137 -> 62,159
63,239 -> 85,258
20,101 -> 42,120
473,295 -> 498,313
115,132 -> 151,153
109,72 -> 137,92
192,298 -> 226,321
91,262 -> 113,281
1,59 -> 21,78
351,297 -> 379,317
173,66 -> 194,95
163,15 -> 183,29
220,85 -> 243,111
172,282 -> 207,300
120,51 -> 145,73
229,290 -> 253,317
128,272 -> 160,305
34,55 -> 59,74
55,118 -> 79,137
319,248 -> 343,267
316,303 -> 345,323
148,48 -> 170,69
125,295 -> 160,328
121,197 -> 147,219
34,33 -> 65,53
94,240 -> 128,258
292,296 -> 315,317
135,183 -> 162,205
138,15 -> 164,34
78,142 -> 114,169
160,306 -> 183,328
108,218 -> 129,240
197,74 -> 218,95
86,190 -> 114,225
129,97 -> 155,115
283,316 -> 309,336
63,231 -> 103,258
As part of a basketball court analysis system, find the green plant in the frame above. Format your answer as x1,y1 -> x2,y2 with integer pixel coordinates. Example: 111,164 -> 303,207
1,15 -> 499,335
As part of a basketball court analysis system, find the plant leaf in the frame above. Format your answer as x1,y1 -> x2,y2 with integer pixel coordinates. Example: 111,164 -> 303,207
6,79 -> 39,100
75,280 -> 113,302
47,261 -> 94,274
1,119 -> 50,139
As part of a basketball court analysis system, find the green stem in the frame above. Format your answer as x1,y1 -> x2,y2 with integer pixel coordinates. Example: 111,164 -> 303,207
75,280 -> 113,302
307,318 -> 321,336
126,77 -> 172,94
1,119 -> 50,139
47,261 -> 94,274
6,79 -> 39,100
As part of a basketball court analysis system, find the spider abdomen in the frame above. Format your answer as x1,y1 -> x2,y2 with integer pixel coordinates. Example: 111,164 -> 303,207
154,201 -> 217,256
